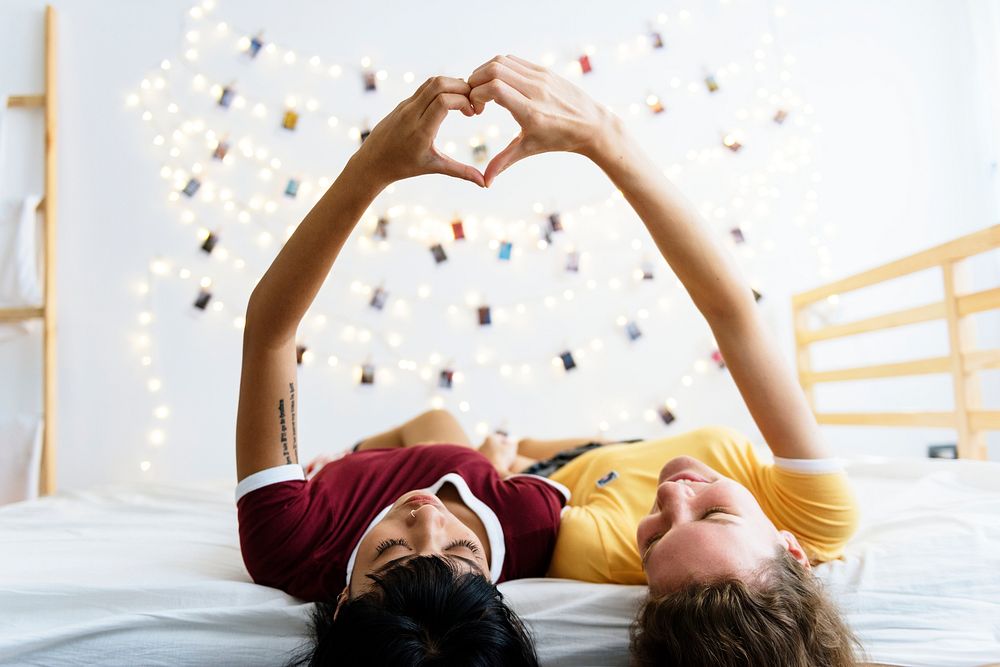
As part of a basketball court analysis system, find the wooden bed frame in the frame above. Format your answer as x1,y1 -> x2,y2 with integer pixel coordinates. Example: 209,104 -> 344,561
0,6 -> 57,495
793,225 -> 1000,460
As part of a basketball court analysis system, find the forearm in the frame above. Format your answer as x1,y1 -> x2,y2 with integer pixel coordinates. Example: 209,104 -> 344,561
587,116 -> 757,322
245,152 -> 387,345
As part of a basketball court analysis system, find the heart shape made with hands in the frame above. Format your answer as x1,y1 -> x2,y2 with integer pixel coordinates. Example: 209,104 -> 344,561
439,101 -> 517,188
381,55 -> 591,189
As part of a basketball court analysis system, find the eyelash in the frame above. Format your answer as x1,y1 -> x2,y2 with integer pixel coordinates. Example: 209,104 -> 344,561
446,539 -> 481,554
375,538 -> 408,556
644,506 -> 730,551
374,538 -> 481,557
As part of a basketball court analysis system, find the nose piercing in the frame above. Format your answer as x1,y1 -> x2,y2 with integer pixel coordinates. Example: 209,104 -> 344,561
410,509 -> 417,518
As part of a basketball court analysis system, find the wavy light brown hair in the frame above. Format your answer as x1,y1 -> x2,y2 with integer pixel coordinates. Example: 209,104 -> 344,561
630,545 -> 864,667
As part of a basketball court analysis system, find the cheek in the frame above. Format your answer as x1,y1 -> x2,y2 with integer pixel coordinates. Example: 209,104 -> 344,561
636,515 -> 657,552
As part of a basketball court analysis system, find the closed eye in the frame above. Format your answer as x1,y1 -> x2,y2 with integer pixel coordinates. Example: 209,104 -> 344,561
445,538 -> 482,556
374,538 -> 411,558
642,507 -> 733,554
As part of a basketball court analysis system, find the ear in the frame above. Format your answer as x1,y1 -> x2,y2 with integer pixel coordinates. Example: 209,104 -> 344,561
779,530 -> 812,571
332,586 -> 349,620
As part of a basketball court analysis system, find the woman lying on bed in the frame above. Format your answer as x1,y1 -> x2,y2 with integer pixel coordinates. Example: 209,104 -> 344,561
458,55 -> 866,665
234,75 -> 562,666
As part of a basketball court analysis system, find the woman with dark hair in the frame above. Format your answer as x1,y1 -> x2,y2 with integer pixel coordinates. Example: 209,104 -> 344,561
234,74 -> 569,666
461,54 -> 865,665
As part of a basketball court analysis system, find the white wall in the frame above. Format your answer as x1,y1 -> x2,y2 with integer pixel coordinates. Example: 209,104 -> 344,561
1,0 -> 997,493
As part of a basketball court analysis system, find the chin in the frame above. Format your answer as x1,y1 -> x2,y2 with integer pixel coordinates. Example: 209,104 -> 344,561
658,455 -> 715,483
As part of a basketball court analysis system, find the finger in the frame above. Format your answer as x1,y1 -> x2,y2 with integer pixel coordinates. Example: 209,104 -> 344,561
420,92 -> 476,127
503,54 -> 548,73
467,62 -> 540,111
414,75 -> 472,112
470,54 -> 538,81
469,79 -> 532,122
483,133 -> 528,187
431,150 -> 486,188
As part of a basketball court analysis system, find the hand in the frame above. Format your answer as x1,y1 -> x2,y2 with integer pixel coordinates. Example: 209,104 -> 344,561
467,54 -> 618,186
478,433 -> 518,474
354,76 -> 486,188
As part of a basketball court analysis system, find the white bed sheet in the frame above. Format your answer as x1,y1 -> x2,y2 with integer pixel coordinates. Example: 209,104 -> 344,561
0,457 -> 998,667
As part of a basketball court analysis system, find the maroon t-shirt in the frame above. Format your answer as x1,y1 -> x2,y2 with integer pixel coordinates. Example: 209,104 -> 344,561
237,445 -> 567,602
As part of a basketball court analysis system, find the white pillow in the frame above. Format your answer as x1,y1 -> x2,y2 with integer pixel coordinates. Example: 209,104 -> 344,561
0,414 -> 42,505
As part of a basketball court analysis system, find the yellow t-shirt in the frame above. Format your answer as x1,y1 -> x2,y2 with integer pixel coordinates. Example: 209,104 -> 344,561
547,425 -> 859,584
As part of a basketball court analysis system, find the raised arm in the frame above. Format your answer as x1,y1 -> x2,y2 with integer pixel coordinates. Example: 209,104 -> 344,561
236,77 -> 486,482
468,54 -> 829,460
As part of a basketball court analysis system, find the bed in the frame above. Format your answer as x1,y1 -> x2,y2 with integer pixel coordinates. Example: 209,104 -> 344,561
2,5 -> 999,662
1,455 -> 998,666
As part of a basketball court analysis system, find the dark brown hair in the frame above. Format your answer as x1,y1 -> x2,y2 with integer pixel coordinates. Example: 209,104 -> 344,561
630,545 -> 864,667
284,555 -> 539,667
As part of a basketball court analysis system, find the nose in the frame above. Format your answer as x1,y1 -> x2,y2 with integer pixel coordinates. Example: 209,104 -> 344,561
408,504 -> 447,550
654,480 -> 696,524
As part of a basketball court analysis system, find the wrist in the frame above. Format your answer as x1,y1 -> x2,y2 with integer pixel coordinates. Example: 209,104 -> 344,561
343,148 -> 393,195
580,108 -> 628,167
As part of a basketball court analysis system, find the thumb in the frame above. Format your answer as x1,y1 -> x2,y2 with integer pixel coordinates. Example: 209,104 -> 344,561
431,150 -> 486,188
484,133 -> 527,187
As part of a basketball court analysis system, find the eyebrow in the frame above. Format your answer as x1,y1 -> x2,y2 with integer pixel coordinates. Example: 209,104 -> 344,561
373,553 -> 481,575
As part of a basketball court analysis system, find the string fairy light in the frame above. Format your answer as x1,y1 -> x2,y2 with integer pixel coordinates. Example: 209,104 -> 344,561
126,0 -> 835,474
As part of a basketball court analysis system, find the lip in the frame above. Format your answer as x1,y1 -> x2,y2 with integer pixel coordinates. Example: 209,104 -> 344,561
403,494 -> 441,508
666,472 -> 710,483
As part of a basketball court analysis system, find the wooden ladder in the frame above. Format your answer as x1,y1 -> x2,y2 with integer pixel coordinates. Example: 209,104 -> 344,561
1,6 -> 58,494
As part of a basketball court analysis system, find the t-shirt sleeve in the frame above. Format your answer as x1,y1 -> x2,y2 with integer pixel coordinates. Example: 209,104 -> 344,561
494,474 -> 569,580
546,506 -> 615,582
758,463 -> 860,563
236,470 -> 336,601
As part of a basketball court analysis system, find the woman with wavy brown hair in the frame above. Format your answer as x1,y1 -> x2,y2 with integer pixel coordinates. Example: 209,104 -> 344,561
465,54 -> 865,665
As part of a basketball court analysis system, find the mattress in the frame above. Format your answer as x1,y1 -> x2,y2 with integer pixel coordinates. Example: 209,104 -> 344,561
0,457 -> 998,666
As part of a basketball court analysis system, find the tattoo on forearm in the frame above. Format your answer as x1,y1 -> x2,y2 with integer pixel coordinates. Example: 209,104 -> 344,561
278,397 -> 291,464
289,382 -> 298,462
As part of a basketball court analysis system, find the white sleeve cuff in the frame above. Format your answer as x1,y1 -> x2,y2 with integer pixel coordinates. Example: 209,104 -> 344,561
235,464 -> 306,502
773,456 -> 844,474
